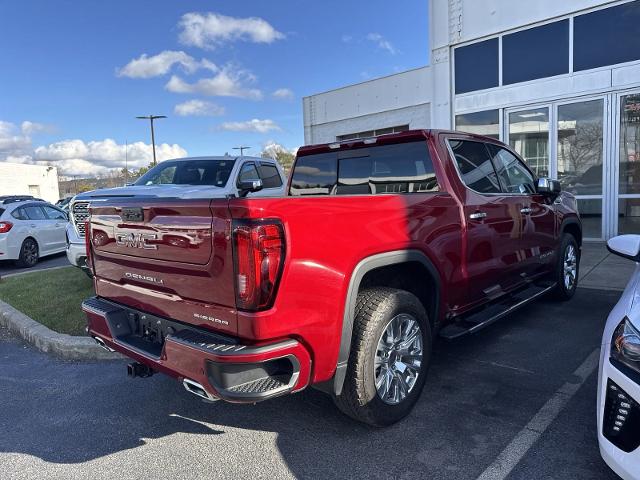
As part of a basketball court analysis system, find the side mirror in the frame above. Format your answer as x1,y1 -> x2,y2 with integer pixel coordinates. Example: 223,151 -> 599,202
607,235 -> 640,262
237,179 -> 263,198
537,177 -> 561,196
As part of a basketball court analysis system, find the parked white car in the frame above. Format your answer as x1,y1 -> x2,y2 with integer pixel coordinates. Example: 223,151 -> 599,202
0,198 -> 68,268
598,235 -> 640,480
66,155 -> 286,272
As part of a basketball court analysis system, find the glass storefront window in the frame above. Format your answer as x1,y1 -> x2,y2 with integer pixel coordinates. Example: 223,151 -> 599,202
502,20 -> 569,86
557,100 -> 604,195
578,198 -> 602,239
620,94 -> 640,195
455,110 -> 500,139
574,1 -> 640,72
508,108 -> 550,178
619,199 -> 640,235
454,38 -> 499,95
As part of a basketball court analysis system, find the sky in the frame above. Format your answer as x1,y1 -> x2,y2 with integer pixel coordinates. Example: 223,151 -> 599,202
0,0 -> 429,177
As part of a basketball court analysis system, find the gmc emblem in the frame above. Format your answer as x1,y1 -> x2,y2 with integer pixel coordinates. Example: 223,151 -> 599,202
115,232 -> 158,250
121,207 -> 144,222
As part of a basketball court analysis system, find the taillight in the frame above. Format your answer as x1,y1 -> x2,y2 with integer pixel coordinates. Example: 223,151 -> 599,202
0,221 -> 13,233
233,220 -> 285,311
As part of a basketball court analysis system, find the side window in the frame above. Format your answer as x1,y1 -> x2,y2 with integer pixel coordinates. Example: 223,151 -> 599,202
43,205 -> 67,220
258,163 -> 283,189
487,145 -> 536,194
11,208 -> 26,220
449,140 -> 501,194
237,162 -> 260,185
24,205 -> 47,220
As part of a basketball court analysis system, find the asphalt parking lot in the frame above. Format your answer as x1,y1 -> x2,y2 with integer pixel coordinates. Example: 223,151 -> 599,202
0,288 -> 621,479
0,252 -> 69,277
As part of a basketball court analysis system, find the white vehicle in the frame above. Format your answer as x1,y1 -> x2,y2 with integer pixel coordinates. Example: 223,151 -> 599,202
0,198 -> 68,268
66,155 -> 286,271
598,235 -> 640,480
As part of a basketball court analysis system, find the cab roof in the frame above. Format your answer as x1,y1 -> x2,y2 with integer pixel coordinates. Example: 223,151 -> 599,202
297,129 -> 505,157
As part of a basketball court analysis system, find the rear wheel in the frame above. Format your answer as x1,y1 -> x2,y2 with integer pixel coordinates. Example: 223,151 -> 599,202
552,234 -> 579,301
16,238 -> 39,268
334,288 -> 432,426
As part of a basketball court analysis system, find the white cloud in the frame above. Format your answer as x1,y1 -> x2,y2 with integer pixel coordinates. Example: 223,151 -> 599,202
219,119 -> 281,133
0,120 -> 187,176
21,121 -> 54,135
34,139 -> 187,175
166,65 -> 262,100
272,88 -> 294,100
0,121 -> 33,157
116,50 -> 217,79
179,12 -> 284,50
341,35 -> 353,43
174,99 -> 225,117
366,33 -> 398,55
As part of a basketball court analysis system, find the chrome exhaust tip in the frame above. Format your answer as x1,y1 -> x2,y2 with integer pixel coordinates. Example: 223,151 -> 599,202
183,378 -> 218,402
93,336 -> 115,352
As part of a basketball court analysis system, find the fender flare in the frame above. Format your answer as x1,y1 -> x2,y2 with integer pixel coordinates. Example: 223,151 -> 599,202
559,216 -> 582,245
329,250 -> 441,396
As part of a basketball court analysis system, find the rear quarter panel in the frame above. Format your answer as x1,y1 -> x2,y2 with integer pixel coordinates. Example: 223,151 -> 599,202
230,193 -> 463,383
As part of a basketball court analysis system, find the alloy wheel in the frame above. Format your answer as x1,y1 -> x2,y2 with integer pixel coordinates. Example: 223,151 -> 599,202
563,244 -> 577,291
374,313 -> 423,405
23,240 -> 38,266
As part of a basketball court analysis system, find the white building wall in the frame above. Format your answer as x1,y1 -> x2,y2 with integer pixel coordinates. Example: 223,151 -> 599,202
0,163 -> 59,203
304,104 -> 431,145
303,67 -> 432,144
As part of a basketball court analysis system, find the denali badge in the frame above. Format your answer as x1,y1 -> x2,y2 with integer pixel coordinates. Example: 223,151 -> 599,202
193,313 -> 229,326
124,272 -> 164,285
116,232 -> 158,250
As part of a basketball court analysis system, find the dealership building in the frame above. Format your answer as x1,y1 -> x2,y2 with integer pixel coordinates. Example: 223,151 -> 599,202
303,0 -> 640,240
0,163 -> 60,203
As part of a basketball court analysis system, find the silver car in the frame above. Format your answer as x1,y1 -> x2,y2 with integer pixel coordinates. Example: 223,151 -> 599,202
0,199 -> 68,268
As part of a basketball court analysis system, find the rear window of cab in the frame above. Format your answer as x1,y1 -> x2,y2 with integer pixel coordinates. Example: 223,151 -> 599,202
289,141 -> 439,196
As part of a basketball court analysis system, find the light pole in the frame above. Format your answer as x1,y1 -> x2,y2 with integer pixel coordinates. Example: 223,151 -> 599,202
233,146 -> 251,158
136,115 -> 166,166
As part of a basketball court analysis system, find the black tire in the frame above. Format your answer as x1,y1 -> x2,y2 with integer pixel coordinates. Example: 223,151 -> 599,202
552,234 -> 579,301
334,288 -> 432,427
15,238 -> 39,268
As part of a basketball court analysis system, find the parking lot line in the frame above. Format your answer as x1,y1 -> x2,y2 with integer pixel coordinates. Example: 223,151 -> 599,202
476,348 -> 600,480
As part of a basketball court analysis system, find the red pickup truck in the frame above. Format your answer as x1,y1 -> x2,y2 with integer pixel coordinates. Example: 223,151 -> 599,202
82,130 -> 581,426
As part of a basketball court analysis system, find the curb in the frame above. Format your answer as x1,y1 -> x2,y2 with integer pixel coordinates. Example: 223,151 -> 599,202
0,299 -> 122,361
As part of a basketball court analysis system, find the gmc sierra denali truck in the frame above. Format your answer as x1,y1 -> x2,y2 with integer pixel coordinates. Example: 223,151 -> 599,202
82,130 -> 581,426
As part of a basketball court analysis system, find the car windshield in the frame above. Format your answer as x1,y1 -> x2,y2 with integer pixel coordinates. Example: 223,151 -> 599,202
134,159 -> 236,187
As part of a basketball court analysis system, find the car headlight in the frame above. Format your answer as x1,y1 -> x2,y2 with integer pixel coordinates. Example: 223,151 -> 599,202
611,317 -> 640,374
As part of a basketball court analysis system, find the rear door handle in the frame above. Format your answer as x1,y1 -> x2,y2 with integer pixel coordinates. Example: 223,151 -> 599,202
469,212 -> 487,220
520,208 -> 532,215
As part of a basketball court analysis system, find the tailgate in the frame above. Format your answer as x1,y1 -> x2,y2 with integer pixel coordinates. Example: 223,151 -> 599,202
89,198 -> 238,334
